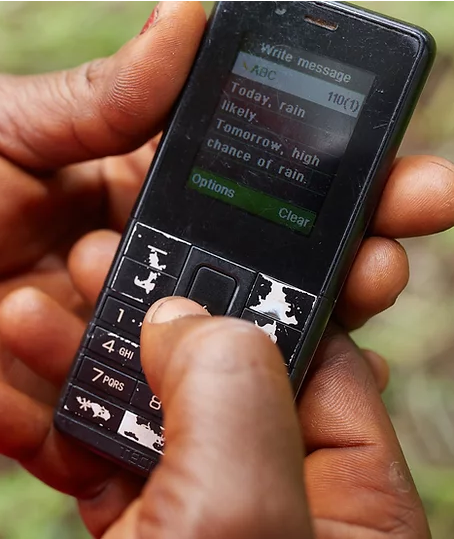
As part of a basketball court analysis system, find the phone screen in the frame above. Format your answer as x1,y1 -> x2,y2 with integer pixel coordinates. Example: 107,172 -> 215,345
186,36 -> 375,235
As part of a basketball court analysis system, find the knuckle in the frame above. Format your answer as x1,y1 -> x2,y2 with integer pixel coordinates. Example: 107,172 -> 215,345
81,58 -> 105,88
381,239 -> 409,308
377,489 -> 429,538
377,461 -> 430,538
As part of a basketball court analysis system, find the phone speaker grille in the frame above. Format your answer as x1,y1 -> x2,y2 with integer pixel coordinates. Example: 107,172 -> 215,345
304,15 -> 338,31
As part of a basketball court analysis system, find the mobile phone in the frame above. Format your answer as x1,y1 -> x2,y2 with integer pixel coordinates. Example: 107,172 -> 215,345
54,1 -> 435,476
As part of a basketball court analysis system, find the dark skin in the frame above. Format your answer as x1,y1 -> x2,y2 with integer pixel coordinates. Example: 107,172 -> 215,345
0,2 -> 452,537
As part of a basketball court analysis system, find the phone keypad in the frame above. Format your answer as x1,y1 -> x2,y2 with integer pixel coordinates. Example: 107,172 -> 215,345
59,220 -> 319,476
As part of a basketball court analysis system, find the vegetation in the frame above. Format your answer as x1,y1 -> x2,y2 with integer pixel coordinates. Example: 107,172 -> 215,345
0,2 -> 454,537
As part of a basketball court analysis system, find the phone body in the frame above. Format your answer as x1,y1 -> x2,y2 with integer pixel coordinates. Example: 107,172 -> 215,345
55,1 -> 435,476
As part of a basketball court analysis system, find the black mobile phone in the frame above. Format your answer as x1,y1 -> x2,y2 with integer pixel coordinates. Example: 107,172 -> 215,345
54,1 -> 435,476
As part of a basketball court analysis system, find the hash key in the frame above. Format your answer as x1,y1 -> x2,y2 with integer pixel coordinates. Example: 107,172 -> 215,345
88,326 -> 141,372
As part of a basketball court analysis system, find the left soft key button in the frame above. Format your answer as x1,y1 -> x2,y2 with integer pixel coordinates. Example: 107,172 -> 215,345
64,386 -> 124,431
125,223 -> 191,277
88,326 -> 141,372
112,257 -> 177,306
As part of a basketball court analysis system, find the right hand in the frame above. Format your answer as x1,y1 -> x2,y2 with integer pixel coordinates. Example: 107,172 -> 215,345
0,291 -> 430,538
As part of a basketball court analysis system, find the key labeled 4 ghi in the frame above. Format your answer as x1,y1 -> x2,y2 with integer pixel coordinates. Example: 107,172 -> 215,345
88,326 -> 141,372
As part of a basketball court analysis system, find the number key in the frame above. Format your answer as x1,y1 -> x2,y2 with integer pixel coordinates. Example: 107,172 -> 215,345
130,382 -> 163,419
100,297 -> 146,337
77,357 -> 136,402
88,326 -> 141,372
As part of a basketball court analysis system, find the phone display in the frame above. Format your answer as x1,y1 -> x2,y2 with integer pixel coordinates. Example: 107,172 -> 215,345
188,37 -> 375,234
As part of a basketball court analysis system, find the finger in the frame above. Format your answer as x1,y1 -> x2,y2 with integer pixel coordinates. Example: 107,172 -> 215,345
78,471 -> 144,539
300,325 -> 430,538
361,349 -> 390,394
0,265 -> 83,314
0,381 -> 51,461
335,236 -> 409,330
0,2 -> 206,170
68,230 -> 120,306
0,288 -> 144,535
0,346 -> 58,407
0,379 -> 116,498
104,298 -> 312,539
372,155 -> 454,238
99,135 -> 161,230
0,287 -> 85,386
0,157 -> 103,274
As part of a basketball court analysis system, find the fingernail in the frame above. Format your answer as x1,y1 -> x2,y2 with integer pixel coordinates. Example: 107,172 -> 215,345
145,297 -> 209,324
140,3 -> 160,35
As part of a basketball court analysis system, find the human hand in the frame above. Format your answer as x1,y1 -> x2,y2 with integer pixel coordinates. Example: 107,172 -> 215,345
0,1 -> 206,403
74,297 -> 433,538
0,0 -> 452,536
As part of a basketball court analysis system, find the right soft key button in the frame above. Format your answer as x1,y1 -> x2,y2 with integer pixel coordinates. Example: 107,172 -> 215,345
246,274 -> 316,331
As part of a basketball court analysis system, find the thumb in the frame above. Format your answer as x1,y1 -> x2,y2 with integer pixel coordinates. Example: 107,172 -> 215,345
0,2 -> 206,170
103,297 -> 312,539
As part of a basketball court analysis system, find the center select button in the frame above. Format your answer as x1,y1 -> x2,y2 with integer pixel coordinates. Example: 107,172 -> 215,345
187,167 -> 316,234
187,267 -> 237,315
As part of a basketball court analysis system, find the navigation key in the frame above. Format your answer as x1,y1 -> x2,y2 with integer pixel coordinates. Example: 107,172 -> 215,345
247,274 -> 316,330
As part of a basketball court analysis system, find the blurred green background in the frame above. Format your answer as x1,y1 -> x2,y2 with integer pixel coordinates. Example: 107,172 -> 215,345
0,2 -> 454,537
